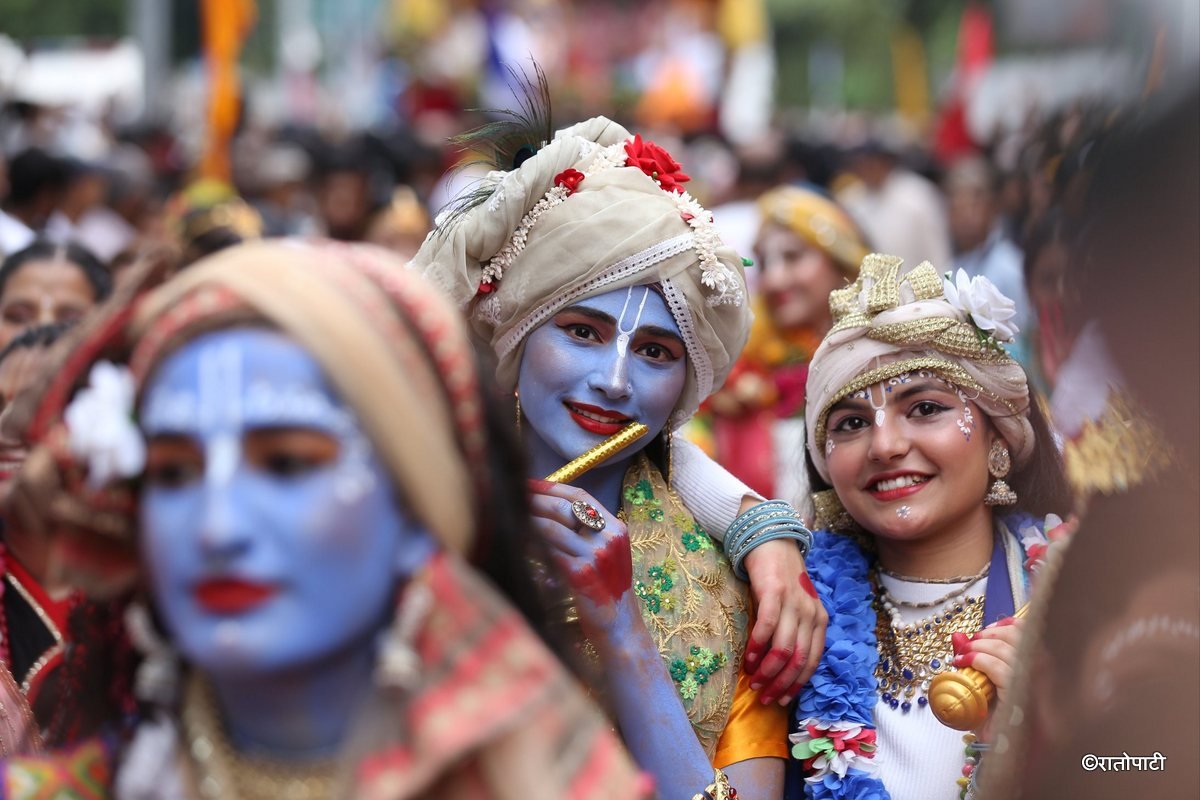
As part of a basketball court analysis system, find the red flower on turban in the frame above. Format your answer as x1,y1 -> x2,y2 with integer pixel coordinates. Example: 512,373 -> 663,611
624,135 -> 691,194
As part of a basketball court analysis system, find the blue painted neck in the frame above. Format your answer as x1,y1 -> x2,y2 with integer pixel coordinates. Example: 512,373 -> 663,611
207,631 -> 378,759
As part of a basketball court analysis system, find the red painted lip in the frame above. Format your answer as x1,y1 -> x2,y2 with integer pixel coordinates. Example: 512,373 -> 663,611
194,579 -> 277,614
865,471 -> 933,502
564,401 -> 632,437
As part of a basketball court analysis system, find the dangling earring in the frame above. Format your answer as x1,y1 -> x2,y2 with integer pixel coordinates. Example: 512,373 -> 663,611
376,578 -> 433,691
666,426 -> 673,486
514,390 -> 522,436
125,602 -> 180,706
984,440 -> 1018,506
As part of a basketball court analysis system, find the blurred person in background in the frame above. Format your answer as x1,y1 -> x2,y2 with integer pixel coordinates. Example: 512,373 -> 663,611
0,241 -> 651,796
0,152 -> 32,258
44,160 -> 109,247
248,143 -> 317,238
72,145 -> 161,264
314,140 -> 382,242
980,81 -> 1199,800
838,141 -> 952,271
0,149 -> 69,257
944,156 -> 1031,366
0,240 -> 111,351
710,136 -> 787,268
365,186 -> 432,263
1020,207 -> 1074,393
0,321 -> 76,728
164,179 -> 263,268
690,186 -> 868,520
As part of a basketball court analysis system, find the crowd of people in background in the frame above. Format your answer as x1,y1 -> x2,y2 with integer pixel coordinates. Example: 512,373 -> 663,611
0,2 -> 1195,794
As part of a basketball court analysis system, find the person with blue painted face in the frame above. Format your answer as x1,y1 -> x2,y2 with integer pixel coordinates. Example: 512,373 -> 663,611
416,117 -> 827,800
0,241 -> 650,798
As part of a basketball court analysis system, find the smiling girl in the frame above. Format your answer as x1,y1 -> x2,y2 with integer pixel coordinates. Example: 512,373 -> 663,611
788,254 -> 1071,800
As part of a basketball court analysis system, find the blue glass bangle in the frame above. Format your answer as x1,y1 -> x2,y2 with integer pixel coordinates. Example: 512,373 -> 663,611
723,500 -> 812,579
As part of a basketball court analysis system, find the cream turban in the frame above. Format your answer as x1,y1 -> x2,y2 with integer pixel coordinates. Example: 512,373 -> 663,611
805,254 -> 1034,483
413,117 -> 751,422
5,242 -> 489,598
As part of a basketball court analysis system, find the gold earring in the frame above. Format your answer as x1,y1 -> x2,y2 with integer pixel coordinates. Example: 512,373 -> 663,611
514,391 -> 522,435
984,440 -> 1017,506
666,426 -> 673,486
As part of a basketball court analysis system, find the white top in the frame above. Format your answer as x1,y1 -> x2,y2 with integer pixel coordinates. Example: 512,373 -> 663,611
838,169 -> 953,272
874,573 -> 987,800
0,209 -> 34,259
671,435 -> 765,540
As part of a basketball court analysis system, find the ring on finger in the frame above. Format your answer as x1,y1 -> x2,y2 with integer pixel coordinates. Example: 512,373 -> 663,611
571,500 -> 606,532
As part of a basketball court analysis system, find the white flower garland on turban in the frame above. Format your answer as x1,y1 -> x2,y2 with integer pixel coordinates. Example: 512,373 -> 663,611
805,254 -> 1034,483
412,117 -> 751,423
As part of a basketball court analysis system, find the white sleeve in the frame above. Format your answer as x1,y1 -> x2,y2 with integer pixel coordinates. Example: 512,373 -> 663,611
670,436 -> 765,542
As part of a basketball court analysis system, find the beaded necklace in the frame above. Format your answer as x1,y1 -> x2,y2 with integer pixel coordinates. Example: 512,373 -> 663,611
873,567 -> 987,714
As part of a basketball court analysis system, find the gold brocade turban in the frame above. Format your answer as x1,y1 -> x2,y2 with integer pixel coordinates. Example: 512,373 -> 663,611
805,253 -> 1034,483
4,241 -> 488,596
413,117 -> 752,423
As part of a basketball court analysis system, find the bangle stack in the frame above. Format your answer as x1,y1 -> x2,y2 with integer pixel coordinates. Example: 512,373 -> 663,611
692,767 -> 738,800
724,500 -> 812,580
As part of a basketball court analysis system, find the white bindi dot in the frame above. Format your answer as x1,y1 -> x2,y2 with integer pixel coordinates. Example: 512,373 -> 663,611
896,505 -> 911,519
875,409 -> 886,427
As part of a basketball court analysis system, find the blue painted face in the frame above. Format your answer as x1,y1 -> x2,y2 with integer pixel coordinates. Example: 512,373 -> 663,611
517,286 -> 687,468
138,328 -> 433,678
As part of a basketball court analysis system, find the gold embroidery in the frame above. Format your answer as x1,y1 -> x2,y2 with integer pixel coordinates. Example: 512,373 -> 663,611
1064,391 -> 1170,496
623,457 -> 748,757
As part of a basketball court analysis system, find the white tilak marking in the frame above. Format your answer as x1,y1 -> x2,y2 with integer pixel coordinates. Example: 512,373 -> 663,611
207,435 -> 240,487
614,287 -> 651,358
867,384 -> 887,427
201,342 -> 244,486
334,430 -> 377,504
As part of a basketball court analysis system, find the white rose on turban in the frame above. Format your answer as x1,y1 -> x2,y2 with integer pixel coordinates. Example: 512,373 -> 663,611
943,269 -> 1019,342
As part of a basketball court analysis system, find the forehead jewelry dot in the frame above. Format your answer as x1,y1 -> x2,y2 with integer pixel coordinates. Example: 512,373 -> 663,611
896,505 -> 911,519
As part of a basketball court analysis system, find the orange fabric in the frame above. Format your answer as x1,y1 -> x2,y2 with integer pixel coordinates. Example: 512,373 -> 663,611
200,0 -> 257,181
712,664 -> 790,768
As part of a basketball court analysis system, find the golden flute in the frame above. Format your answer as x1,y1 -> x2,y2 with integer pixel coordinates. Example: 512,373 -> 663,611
928,603 -> 1030,731
544,422 -> 650,483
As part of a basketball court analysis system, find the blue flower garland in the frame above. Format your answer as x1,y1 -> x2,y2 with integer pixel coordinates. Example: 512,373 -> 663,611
794,529 -> 889,800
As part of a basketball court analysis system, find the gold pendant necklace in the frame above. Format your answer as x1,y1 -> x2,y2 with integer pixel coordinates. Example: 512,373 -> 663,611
182,675 -> 337,800
872,571 -> 985,713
